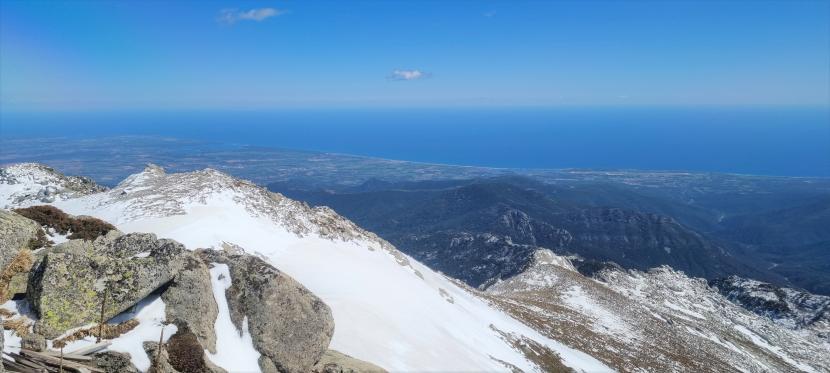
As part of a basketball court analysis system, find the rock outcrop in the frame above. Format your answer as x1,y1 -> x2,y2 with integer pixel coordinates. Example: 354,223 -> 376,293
0,209 -> 40,272
94,351 -> 140,373
0,210 -> 41,302
1,318 -> 4,373
161,255 -> 219,353
312,350 -> 387,373
199,250 -> 335,373
28,232 -> 188,338
21,333 -> 46,351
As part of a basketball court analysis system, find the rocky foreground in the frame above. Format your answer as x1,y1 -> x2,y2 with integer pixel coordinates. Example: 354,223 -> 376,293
0,206 -> 382,373
2,163 -> 613,372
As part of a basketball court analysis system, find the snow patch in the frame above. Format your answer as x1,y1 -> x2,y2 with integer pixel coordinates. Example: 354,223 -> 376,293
663,301 -> 706,320
205,263 -> 262,372
733,324 -> 817,373
562,286 -> 630,337
57,294 -> 177,371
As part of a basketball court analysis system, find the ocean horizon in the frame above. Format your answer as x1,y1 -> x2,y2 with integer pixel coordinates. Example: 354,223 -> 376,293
2,106 -> 828,177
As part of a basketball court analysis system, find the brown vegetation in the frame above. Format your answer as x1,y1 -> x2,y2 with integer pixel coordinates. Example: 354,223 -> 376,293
13,205 -> 115,240
27,228 -> 52,250
489,324 -> 574,373
13,205 -> 72,232
52,319 -> 139,349
3,317 -> 32,338
166,326 -> 211,373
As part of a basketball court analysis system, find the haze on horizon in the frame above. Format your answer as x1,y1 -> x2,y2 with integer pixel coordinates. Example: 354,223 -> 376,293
1,0 -> 829,111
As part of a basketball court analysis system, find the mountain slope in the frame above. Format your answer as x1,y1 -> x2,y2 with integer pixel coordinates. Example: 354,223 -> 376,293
276,179 -> 779,289
486,250 -> 829,372
1,163 -> 610,372
711,275 -> 830,330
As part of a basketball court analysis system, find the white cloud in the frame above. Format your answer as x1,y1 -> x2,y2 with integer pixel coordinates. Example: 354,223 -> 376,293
218,8 -> 285,25
389,69 -> 431,81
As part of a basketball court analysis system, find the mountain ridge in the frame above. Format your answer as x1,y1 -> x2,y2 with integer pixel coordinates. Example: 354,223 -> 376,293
0,162 -> 610,372
2,162 -> 828,372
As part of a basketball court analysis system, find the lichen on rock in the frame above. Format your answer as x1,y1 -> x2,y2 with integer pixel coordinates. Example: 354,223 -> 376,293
28,232 -> 188,338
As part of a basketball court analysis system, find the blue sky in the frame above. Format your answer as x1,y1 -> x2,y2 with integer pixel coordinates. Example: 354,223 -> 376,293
1,0 -> 828,110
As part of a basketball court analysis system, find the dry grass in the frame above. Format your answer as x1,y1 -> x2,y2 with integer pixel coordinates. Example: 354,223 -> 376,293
485,287 -> 741,373
52,319 -> 139,349
490,324 -> 574,373
3,317 -> 32,338
0,249 -> 34,302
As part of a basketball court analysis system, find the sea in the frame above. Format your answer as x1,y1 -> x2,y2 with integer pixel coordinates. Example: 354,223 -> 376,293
1,106 -> 828,177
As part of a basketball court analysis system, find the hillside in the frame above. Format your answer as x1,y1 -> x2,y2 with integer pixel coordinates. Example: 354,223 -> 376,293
275,178 -> 782,289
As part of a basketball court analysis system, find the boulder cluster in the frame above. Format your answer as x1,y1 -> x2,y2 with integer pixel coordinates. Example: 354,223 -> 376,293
0,207 -> 384,373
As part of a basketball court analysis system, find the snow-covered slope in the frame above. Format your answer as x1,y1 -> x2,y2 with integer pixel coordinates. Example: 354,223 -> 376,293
711,275 -> 830,331
0,163 -> 105,209
487,250 -> 830,372
3,164 -> 610,372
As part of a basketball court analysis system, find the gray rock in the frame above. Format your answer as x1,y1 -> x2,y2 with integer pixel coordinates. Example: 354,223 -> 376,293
94,351 -> 139,373
161,254 -> 218,353
28,233 -> 188,338
0,209 -> 40,272
312,350 -> 388,373
204,358 -> 228,373
7,272 -> 29,297
258,356 -> 279,373
200,250 -> 334,373
21,333 -> 46,351
1,318 -> 4,373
